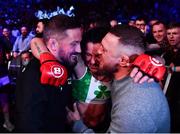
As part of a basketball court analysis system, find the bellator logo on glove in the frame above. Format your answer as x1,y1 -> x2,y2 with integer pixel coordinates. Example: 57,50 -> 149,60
150,57 -> 163,67
51,65 -> 65,78
132,54 -> 166,81
40,52 -> 68,87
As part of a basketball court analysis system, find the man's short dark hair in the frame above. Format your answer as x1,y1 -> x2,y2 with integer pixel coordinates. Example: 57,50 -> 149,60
34,18 -> 48,30
38,19 -> 49,26
109,25 -> 145,52
152,21 -> 167,29
20,50 -> 32,56
44,15 -> 81,42
167,22 -> 180,30
135,17 -> 146,24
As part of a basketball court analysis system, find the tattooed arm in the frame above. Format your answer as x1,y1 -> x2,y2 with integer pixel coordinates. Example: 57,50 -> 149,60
30,37 -> 49,59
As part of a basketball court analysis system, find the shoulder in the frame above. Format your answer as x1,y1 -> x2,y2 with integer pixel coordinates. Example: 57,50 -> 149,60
29,34 -> 34,38
119,80 -> 169,119
14,36 -> 21,41
131,80 -> 161,91
110,80 -> 169,132
128,81 -> 165,104
113,78 -> 168,115
16,35 -> 22,39
30,37 -> 44,44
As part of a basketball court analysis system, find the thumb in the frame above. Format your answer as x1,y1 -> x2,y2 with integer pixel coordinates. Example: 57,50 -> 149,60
73,102 -> 78,112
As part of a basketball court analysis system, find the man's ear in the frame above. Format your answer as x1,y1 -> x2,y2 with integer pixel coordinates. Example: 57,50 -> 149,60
119,55 -> 130,67
48,38 -> 59,52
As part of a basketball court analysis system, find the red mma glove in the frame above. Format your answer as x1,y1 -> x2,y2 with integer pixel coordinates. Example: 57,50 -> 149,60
40,52 -> 68,87
132,54 -> 166,81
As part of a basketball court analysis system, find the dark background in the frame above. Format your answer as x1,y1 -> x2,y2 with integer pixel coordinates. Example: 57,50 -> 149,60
0,0 -> 179,29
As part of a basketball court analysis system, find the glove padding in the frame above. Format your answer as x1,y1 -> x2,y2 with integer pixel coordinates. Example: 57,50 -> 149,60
40,52 -> 68,87
132,54 -> 166,81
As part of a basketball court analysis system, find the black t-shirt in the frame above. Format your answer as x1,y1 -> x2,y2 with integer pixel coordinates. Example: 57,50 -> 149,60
15,58 -> 73,132
0,35 -> 14,52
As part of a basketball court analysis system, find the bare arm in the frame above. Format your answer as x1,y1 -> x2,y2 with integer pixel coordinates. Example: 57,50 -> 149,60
30,38 -> 49,59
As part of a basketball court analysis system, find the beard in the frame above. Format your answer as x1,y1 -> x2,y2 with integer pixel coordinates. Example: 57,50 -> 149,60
62,60 -> 76,73
100,63 -> 118,79
91,72 -> 112,82
89,64 -> 118,82
86,58 -> 118,81
35,32 -> 43,38
60,54 -> 79,73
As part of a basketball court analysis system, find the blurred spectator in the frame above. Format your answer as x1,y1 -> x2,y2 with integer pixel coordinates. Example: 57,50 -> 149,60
0,28 -> 16,60
0,30 -> 14,132
12,26 -> 34,58
0,93 -> 14,132
8,51 -> 32,84
167,23 -> 180,51
30,19 -> 48,59
128,20 -> 136,27
152,21 -> 167,45
35,19 -> 48,38
110,19 -> 118,27
135,17 -> 147,34
128,16 -> 137,27
145,19 -> 158,44
146,21 -> 169,56
163,22 -> 180,132
20,51 -> 32,71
